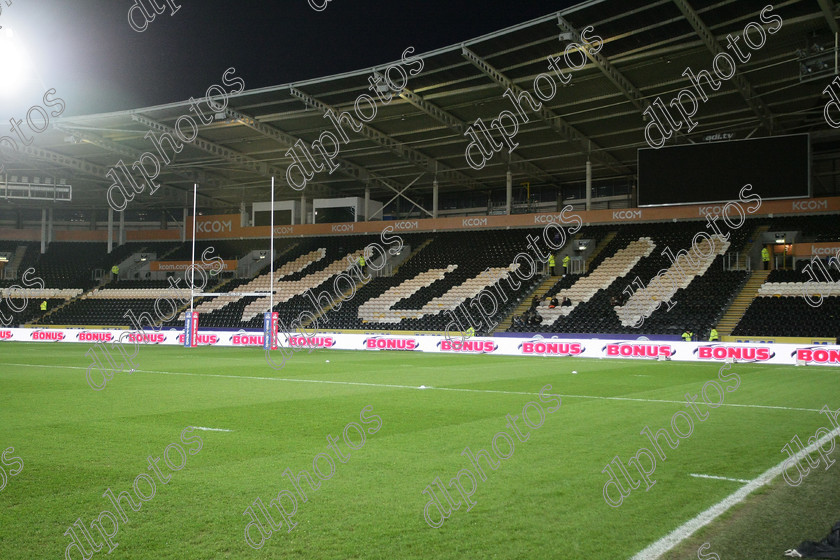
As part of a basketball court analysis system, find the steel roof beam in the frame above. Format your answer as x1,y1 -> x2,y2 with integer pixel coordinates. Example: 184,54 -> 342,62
228,108 -> 432,214
398,87 -> 560,186
671,0 -> 774,132
53,125 -> 231,194
817,0 -> 839,34
460,46 -> 630,174
288,86 -> 487,191
128,113 -> 315,197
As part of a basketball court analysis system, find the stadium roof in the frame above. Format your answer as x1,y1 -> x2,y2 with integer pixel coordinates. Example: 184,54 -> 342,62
2,0 -> 838,213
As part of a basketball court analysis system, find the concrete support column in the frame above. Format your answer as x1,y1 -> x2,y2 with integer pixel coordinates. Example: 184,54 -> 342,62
364,186 -> 370,222
182,207 -> 187,242
506,171 -> 512,215
48,208 -> 54,244
432,180 -> 439,219
301,194 -> 307,225
240,202 -> 248,228
108,208 -> 114,254
585,159 -> 592,211
40,208 -> 46,254
119,210 -> 125,246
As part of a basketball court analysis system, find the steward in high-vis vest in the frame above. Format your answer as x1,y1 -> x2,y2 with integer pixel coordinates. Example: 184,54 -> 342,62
548,254 -> 556,275
762,247 -> 770,270
709,328 -> 719,342
563,255 -> 570,275
40,300 -> 47,312
681,329 -> 693,342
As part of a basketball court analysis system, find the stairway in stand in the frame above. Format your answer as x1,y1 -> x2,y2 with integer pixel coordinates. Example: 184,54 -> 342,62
493,274 -> 558,333
715,269 -> 770,336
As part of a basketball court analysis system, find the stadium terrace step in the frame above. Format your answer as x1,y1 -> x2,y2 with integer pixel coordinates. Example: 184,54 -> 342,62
391,238 -> 433,276
715,269 -> 771,336
493,273 -> 556,333
157,244 -> 183,260
302,268 -> 370,328
5,245 -> 28,279
584,230 -> 617,271
176,275 -> 237,322
744,225 -> 769,258
28,285 -> 93,325
241,249 -> 362,322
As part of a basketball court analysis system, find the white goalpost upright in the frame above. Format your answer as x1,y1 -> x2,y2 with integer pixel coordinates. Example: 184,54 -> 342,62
264,177 -> 279,351
184,183 -> 199,348
191,182 -> 197,317
270,176 -> 274,314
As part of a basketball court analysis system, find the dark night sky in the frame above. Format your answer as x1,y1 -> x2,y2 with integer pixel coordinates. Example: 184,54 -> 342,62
0,1 -> 582,118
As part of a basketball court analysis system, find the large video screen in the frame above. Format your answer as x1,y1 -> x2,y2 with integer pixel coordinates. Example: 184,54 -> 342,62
254,209 -> 292,226
638,134 -> 810,206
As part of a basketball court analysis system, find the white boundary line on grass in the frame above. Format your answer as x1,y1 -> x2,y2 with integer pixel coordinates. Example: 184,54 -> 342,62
630,424 -> 840,560
191,426 -> 234,432
689,473 -> 751,484
0,362 -> 826,413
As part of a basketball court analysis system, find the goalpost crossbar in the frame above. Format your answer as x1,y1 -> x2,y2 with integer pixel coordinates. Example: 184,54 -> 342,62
191,292 -> 275,297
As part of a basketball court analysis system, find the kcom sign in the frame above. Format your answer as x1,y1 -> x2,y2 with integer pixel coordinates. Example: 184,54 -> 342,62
197,220 -> 232,233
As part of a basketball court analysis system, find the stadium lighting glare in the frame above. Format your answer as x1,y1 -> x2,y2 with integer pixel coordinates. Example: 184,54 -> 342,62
0,28 -> 35,99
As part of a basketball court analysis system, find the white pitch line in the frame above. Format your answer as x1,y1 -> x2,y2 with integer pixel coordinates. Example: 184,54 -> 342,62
191,426 -> 233,432
0,362 -> 826,413
689,473 -> 751,484
630,424 -> 840,560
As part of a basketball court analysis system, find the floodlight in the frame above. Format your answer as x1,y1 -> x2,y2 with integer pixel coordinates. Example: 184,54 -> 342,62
0,28 -> 34,98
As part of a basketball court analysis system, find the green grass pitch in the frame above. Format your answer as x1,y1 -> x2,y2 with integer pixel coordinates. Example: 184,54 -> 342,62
0,342 -> 838,559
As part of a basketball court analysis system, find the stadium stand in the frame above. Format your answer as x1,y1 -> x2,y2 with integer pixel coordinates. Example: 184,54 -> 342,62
3,211 -> 838,343
509,221 -> 751,336
732,259 -> 840,338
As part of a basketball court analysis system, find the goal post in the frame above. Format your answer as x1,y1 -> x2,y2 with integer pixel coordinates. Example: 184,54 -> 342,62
264,177 -> 279,351
184,183 -> 199,348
